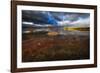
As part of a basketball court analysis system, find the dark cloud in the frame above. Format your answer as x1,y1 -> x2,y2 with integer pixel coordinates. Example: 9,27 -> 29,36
22,10 -> 58,26
22,10 -> 90,26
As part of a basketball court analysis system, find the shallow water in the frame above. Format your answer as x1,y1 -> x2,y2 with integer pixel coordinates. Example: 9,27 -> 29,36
22,27 -> 89,36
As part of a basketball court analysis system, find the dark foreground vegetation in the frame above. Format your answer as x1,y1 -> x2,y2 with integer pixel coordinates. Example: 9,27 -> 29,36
22,30 -> 90,62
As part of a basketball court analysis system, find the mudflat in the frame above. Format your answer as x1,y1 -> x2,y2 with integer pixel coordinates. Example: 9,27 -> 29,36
22,29 -> 90,62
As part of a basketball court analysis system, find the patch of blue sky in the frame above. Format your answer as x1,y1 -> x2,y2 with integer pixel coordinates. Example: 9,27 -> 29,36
22,10 -> 90,27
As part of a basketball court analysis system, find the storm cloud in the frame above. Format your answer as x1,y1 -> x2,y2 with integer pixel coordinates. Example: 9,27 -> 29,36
22,10 -> 90,27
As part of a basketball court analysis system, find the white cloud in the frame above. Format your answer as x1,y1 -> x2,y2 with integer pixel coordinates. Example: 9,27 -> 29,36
58,17 -> 90,27
22,21 -> 33,25
71,17 -> 90,27
57,20 -> 71,26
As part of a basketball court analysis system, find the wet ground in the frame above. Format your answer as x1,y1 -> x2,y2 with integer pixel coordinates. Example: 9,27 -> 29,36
22,27 -> 90,62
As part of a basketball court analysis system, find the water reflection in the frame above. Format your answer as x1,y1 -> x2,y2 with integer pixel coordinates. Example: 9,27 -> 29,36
22,27 -> 89,36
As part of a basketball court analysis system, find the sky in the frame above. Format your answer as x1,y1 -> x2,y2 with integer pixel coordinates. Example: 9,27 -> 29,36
22,10 -> 90,27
